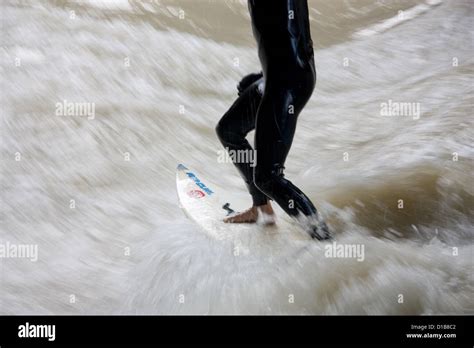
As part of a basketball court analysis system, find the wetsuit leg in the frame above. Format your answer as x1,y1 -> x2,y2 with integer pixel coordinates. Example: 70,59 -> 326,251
216,78 -> 268,206
253,76 -> 314,214
249,0 -> 330,239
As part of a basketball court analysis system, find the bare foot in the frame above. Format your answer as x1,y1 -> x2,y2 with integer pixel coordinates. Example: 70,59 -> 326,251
224,202 -> 275,225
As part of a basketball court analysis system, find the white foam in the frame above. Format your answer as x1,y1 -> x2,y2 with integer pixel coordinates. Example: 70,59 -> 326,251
81,0 -> 133,11
2,0 -> 472,315
12,47 -> 45,64
353,0 -> 443,38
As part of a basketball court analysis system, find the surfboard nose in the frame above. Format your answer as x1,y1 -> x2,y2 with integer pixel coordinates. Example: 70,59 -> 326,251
177,164 -> 188,171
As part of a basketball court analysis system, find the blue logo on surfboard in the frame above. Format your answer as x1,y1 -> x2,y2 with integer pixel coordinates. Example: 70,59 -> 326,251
186,172 -> 214,196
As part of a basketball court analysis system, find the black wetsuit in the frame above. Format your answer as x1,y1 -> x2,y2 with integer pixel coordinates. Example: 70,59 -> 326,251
216,0 -> 329,240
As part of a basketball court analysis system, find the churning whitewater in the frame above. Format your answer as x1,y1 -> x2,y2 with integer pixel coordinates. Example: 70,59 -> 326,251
1,0 -> 473,314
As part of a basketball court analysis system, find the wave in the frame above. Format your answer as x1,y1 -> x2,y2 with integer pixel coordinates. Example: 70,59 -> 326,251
353,0 -> 443,38
1,0 -> 472,314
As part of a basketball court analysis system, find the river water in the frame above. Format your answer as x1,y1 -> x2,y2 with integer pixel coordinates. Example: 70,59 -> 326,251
1,0 -> 473,314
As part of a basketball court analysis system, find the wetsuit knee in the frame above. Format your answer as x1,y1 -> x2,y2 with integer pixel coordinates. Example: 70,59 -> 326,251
215,119 -> 226,144
237,72 -> 263,96
215,116 -> 239,145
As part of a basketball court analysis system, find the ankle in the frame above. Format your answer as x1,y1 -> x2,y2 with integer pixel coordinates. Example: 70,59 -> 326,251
256,203 -> 274,215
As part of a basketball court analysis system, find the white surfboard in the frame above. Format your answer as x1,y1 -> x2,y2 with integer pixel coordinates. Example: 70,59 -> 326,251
176,164 -> 309,243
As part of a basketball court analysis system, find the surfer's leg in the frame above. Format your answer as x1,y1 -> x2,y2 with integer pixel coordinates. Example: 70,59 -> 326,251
215,78 -> 269,208
253,73 -> 330,240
